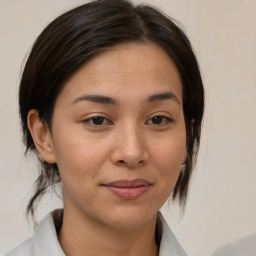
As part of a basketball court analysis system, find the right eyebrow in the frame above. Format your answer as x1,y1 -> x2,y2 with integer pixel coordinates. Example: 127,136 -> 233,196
72,94 -> 119,106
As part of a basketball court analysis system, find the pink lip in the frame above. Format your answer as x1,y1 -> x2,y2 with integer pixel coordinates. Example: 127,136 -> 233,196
102,179 -> 152,200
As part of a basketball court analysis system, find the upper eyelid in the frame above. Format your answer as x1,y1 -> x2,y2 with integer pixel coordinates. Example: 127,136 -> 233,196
82,116 -> 113,126
83,116 -> 110,121
82,112 -> 111,120
147,115 -> 173,122
146,111 -> 174,120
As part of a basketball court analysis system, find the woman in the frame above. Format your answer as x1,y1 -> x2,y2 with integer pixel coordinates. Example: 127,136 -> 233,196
6,0 -> 204,255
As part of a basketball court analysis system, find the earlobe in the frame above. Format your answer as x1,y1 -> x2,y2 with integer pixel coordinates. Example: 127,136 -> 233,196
27,109 -> 56,164
181,147 -> 188,166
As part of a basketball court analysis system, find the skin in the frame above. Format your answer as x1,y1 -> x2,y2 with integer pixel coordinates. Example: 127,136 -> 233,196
28,42 -> 187,256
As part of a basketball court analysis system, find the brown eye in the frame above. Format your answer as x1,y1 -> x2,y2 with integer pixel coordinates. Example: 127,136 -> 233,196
151,116 -> 164,124
91,116 -> 105,125
83,116 -> 112,126
147,115 -> 173,125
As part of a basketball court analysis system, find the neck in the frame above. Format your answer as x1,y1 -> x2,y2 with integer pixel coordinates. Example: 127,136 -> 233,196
58,207 -> 159,256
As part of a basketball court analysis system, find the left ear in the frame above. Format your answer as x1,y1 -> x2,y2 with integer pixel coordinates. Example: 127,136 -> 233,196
27,109 -> 56,164
181,149 -> 188,165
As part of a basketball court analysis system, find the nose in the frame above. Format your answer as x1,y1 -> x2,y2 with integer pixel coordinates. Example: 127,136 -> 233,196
110,125 -> 149,168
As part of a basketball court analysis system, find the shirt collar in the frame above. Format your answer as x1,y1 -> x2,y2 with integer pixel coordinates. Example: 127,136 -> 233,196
157,212 -> 188,256
33,209 -> 187,256
33,210 -> 65,256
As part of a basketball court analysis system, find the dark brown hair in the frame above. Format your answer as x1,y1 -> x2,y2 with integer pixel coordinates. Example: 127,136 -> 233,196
19,0 -> 204,220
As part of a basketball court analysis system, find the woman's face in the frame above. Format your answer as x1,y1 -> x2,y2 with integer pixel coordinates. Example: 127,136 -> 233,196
48,42 -> 186,229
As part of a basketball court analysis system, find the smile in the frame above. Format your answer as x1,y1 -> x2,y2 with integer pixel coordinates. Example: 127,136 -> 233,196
102,179 -> 152,200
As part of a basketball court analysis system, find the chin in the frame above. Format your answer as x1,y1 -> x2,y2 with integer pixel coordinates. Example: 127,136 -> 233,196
101,207 -> 157,231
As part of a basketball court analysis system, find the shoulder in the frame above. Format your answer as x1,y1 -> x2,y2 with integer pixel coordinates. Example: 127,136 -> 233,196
212,233 -> 256,256
158,213 -> 188,256
5,209 -> 65,256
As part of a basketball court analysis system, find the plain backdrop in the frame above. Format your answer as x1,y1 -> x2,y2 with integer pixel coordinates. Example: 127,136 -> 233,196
1,0 -> 256,255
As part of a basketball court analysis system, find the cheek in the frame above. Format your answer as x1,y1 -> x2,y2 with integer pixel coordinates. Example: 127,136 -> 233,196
148,130 -> 186,189
146,137 -> 185,209
150,133 -> 186,169
51,129 -> 109,180
53,138 -> 105,203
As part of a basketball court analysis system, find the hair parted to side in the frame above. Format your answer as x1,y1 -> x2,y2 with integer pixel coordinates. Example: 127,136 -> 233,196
19,0 -> 204,221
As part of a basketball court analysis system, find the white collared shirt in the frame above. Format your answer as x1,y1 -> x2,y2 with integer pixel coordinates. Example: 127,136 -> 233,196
6,210 -> 188,256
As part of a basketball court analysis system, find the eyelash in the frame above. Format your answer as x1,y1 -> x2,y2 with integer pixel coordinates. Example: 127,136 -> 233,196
146,115 -> 173,125
82,116 -> 112,126
82,115 -> 173,127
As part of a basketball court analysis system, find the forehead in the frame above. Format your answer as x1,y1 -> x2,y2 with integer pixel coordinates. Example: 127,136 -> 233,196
57,42 -> 183,105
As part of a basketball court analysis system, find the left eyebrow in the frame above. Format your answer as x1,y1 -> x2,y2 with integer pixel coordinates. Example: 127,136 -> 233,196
145,92 -> 181,105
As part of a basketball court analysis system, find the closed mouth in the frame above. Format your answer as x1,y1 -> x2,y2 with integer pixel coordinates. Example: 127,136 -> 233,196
102,179 -> 152,199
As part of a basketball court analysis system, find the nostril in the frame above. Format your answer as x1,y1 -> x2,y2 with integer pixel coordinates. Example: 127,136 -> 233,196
117,159 -> 145,166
